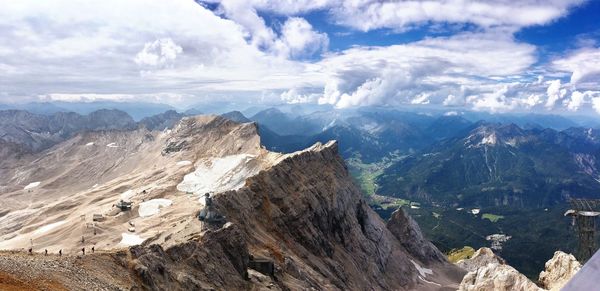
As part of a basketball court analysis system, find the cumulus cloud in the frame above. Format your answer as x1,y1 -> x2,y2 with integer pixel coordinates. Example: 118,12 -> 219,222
280,88 -> 320,104
134,38 -> 183,67
411,93 -> 431,105
553,48 -> 600,84
565,90 -> 600,112
566,91 -> 586,111
276,17 -> 329,58
207,1 -> 328,58
469,86 -> 520,113
315,32 -> 537,109
545,79 -> 567,108
0,0 -> 323,104
522,94 -> 543,108
592,97 -> 600,114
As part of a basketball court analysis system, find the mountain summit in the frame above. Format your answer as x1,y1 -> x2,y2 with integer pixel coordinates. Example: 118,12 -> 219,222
0,115 -> 464,290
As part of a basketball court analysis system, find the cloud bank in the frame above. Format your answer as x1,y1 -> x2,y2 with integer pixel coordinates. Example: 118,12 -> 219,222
0,0 -> 598,115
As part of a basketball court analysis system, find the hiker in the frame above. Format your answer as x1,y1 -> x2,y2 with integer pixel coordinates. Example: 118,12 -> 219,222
92,246 -> 95,253
45,249 -> 48,256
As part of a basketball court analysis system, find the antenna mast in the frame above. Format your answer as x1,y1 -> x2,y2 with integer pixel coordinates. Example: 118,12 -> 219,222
565,198 -> 600,262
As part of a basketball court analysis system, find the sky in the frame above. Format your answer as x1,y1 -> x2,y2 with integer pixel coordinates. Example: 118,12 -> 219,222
0,0 -> 599,115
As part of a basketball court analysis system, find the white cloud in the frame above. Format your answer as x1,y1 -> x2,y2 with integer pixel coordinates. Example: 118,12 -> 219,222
0,0 -> 598,116
330,0 -> 585,32
276,17 -> 328,58
443,94 -> 465,106
592,97 -> 600,114
469,85 -> 519,113
0,0 -> 323,104
553,48 -> 600,84
209,2 -> 328,58
566,91 -> 585,111
134,38 -> 183,67
545,79 -> 567,108
316,32 -> 537,109
280,88 -> 320,104
411,93 -> 431,105
39,93 -> 186,103
565,90 -> 600,112
207,0 -> 584,32
521,94 -> 543,108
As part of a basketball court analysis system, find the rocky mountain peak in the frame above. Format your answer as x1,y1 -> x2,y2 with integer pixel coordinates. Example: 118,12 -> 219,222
464,123 -> 527,148
220,111 -> 251,123
539,251 -> 581,291
0,113 -> 466,290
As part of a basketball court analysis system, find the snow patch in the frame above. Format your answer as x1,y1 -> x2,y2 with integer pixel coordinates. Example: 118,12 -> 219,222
411,260 -> 433,278
106,143 -> 118,148
119,233 -> 144,246
85,142 -> 94,146
121,190 -> 135,200
138,199 -> 173,217
177,154 -> 259,197
480,133 -> 497,145
176,160 -> 192,166
24,182 -> 40,190
33,221 -> 66,235
322,119 -> 337,131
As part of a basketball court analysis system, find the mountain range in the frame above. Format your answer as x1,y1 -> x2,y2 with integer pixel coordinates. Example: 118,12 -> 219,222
2,104 -> 598,279
377,123 -> 600,208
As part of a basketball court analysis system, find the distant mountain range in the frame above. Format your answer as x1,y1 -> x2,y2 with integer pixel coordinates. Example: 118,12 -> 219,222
0,101 -> 176,120
0,109 -> 188,157
377,123 -> 600,208
0,109 -> 136,155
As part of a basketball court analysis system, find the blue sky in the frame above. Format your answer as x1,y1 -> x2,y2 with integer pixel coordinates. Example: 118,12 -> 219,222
0,0 -> 599,115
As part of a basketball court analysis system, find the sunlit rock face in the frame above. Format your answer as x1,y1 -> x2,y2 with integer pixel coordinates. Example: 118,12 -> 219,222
538,251 -> 581,291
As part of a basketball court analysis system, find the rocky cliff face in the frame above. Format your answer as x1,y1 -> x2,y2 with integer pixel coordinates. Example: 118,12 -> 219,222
0,115 -> 465,290
211,140 -> 465,290
386,207 -> 447,264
